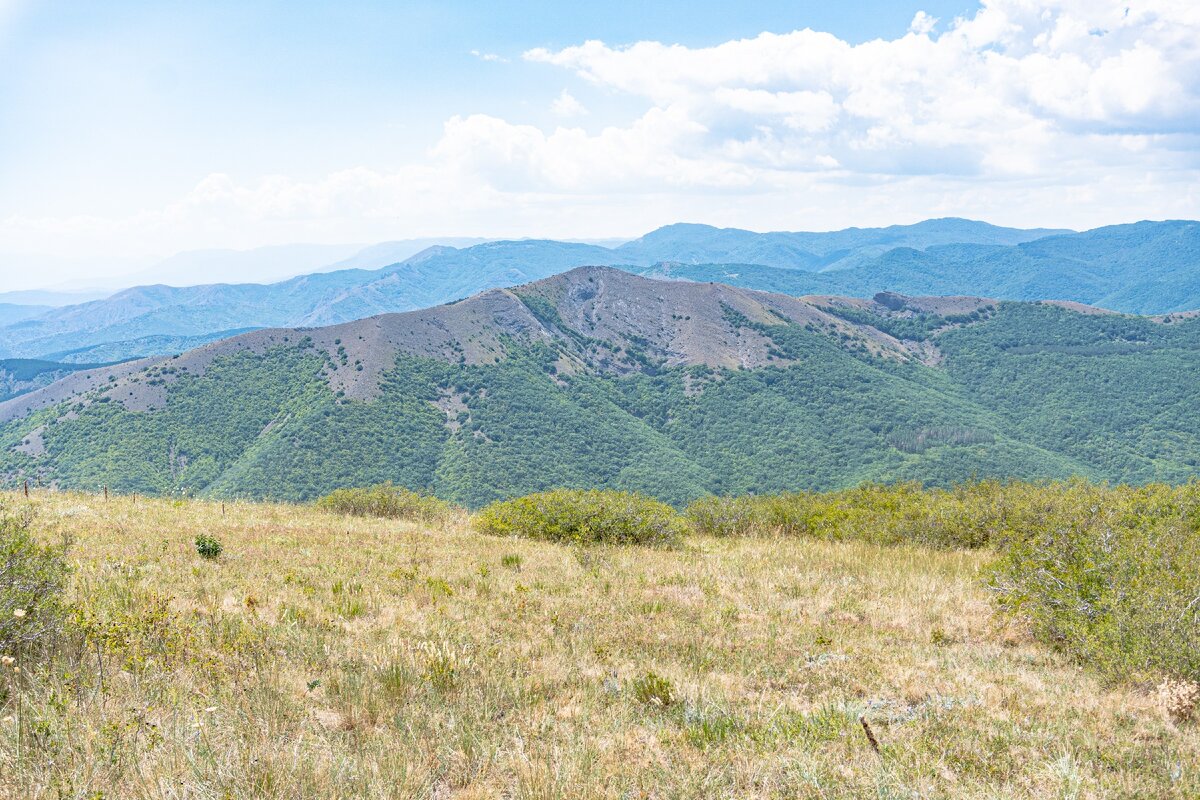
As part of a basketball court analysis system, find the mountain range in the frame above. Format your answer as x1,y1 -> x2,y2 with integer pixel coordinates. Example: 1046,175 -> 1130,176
4,266 -> 1199,506
0,218 -> 1090,362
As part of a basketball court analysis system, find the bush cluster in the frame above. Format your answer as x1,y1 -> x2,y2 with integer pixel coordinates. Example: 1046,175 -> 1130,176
472,489 -> 687,547
316,483 -> 458,525
195,533 -> 223,560
685,481 -> 1015,549
989,481 -> 1200,683
689,479 -> 1200,684
0,503 -> 69,661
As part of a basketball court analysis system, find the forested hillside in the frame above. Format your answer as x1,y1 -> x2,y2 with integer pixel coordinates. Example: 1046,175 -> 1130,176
2,268 -> 1198,504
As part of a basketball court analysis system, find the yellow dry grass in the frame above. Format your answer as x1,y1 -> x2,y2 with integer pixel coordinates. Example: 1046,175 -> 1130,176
2,490 -> 1197,798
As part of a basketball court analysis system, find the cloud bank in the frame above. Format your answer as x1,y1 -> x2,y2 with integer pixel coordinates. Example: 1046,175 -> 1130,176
4,0 -> 1199,261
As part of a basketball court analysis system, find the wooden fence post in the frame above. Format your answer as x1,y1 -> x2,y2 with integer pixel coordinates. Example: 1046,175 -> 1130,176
24,479 -> 28,498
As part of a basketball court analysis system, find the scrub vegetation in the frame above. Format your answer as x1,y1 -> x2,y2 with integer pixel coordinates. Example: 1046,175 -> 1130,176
2,482 -> 1197,798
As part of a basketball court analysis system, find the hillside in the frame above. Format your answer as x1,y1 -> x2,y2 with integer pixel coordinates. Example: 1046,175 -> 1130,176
0,218 -> 1071,361
9,489 -> 1194,798
3,267 -> 1200,504
0,358 -> 115,403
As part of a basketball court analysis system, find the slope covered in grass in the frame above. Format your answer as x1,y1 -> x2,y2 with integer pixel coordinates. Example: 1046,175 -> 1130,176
3,489 -> 1196,798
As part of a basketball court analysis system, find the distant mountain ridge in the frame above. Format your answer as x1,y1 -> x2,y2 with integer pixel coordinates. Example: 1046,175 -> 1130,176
616,218 -> 1070,271
5,218 -> 1200,363
643,220 -> 1200,315
4,266 -> 1200,505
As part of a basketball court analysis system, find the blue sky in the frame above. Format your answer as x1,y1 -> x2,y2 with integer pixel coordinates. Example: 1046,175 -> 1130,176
1,1 -> 1198,287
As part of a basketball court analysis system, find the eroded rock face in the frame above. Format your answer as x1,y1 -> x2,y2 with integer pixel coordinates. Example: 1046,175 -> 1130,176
514,266 -> 920,370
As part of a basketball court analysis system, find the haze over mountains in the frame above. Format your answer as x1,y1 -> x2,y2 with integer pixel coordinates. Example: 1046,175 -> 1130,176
4,265 -> 1200,505
0,216 -> 1159,364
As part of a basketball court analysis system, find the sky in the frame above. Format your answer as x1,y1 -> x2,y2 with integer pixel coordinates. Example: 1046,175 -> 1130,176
1,0 -> 1198,289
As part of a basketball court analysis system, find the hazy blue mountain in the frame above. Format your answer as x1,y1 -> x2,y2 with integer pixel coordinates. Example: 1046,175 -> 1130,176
642,220 -> 1200,314
0,290 -> 112,306
0,304 -> 52,327
6,218 -> 1199,362
323,238 -> 494,271
124,243 -> 365,287
617,218 -> 1071,271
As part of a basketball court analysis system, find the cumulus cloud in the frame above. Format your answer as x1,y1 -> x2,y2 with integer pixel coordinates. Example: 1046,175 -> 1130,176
3,0 -> 1200,264
551,89 -> 588,118
909,11 -> 939,36
524,0 -> 1200,175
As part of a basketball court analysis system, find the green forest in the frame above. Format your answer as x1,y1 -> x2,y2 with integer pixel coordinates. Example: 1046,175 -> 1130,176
4,300 -> 1200,506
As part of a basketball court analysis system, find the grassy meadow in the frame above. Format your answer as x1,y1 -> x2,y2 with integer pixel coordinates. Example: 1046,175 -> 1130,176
2,489 -> 1198,798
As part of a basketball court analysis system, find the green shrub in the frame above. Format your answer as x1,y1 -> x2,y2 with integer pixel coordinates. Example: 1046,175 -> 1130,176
685,480 -> 1020,549
691,480 -> 1200,685
473,489 -> 687,547
195,533 -> 223,560
0,503 -> 70,660
683,495 -> 759,537
316,483 -> 458,524
990,481 -> 1200,682
631,671 -> 675,708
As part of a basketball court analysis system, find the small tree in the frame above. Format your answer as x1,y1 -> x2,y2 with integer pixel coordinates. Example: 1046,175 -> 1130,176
0,504 -> 69,659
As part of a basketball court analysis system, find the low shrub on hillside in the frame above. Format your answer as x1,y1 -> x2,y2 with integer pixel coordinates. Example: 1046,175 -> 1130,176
990,481 -> 1200,683
690,480 -> 1200,686
195,533 -> 223,560
685,481 -> 1017,549
317,483 -> 458,524
473,489 -> 687,547
0,503 -> 69,662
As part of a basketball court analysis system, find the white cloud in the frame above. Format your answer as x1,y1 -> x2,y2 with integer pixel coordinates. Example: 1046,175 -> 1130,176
510,0 -> 1200,191
469,49 -> 507,63
909,11 -> 939,36
551,89 -> 588,118
3,0 -> 1199,269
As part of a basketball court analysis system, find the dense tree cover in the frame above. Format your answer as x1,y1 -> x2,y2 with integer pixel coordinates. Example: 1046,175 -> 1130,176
2,300 -> 1200,505
936,303 -> 1200,483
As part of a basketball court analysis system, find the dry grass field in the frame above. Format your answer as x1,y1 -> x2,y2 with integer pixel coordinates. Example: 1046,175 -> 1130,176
2,491 -> 1197,798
